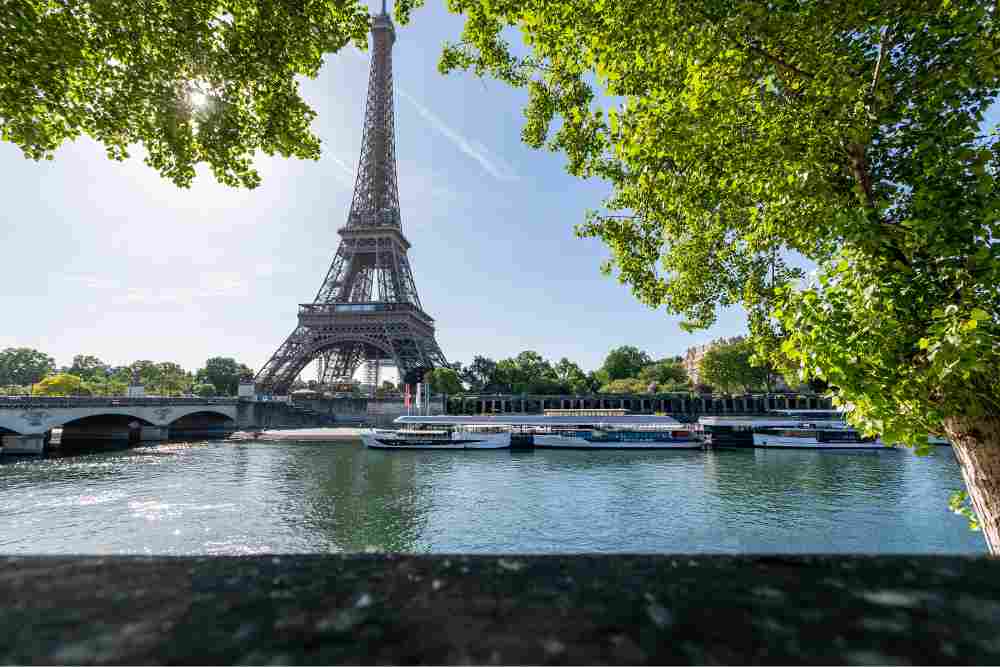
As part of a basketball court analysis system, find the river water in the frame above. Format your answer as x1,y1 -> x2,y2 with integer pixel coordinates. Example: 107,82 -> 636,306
0,439 -> 986,554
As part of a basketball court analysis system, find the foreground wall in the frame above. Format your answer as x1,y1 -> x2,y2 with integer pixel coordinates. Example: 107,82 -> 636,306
1,554 -> 997,664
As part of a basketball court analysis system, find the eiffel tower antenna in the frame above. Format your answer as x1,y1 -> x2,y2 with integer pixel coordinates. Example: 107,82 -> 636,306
255,5 -> 447,394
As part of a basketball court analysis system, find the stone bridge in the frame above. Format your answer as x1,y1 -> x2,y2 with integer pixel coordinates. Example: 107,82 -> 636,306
0,397 -> 242,455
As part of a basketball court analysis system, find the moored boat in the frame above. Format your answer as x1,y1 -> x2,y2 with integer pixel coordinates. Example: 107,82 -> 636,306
530,415 -> 699,449
752,424 -> 889,449
362,419 -> 510,449
700,411 -> 894,450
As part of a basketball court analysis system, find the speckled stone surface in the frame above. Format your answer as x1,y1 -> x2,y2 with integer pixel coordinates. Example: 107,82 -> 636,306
2,554 -> 999,664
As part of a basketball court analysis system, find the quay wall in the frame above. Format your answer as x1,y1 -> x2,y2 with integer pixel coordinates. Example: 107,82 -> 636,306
238,392 -> 829,429
3,554 -> 998,664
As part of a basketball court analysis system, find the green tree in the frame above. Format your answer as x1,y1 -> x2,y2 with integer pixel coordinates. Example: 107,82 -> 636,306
553,357 -> 589,393
491,351 -> 563,394
426,367 -> 463,395
640,360 -> 689,387
0,347 -> 55,386
32,373 -> 90,396
1,0 -> 370,188
196,357 -> 251,396
67,354 -> 110,382
429,1 -> 1000,551
600,346 -> 651,382
150,362 -> 192,396
599,378 -> 647,394
461,356 -> 498,392
193,383 -> 217,398
699,340 -> 768,394
88,378 -> 128,397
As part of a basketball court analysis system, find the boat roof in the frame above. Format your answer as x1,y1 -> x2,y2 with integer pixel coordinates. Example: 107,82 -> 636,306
699,416 -> 847,427
394,415 -> 684,426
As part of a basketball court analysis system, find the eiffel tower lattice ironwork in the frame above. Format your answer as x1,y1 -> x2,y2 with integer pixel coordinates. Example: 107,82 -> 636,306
254,3 -> 447,394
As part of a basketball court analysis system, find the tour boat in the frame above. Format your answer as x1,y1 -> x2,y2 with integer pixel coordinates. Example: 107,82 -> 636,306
752,424 -> 889,449
700,411 -> 892,450
362,418 -> 510,450
529,415 -> 700,449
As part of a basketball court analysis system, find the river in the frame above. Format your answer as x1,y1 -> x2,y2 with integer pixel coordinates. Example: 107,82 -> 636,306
0,438 -> 985,554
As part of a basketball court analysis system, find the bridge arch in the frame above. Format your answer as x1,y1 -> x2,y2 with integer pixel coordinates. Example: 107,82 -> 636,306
167,409 -> 237,439
54,411 -> 155,429
59,413 -> 156,445
162,406 -> 236,425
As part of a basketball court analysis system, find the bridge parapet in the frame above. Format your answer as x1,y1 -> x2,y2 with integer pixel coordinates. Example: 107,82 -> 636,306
0,397 -> 239,408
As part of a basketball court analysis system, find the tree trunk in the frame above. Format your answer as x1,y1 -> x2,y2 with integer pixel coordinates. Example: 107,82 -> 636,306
944,416 -> 1000,555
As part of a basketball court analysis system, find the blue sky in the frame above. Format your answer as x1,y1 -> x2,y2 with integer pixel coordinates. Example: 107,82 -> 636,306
7,2 -> 958,379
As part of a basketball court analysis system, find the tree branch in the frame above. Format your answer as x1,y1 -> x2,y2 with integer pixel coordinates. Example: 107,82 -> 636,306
745,39 -> 815,79
870,25 -> 895,101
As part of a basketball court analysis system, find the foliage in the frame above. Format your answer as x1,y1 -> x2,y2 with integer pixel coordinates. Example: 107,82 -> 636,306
639,359 -> 688,387
430,2 -> 1000,491
599,378 -> 647,394
950,490 -> 981,531
699,339 -> 770,394
600,346 -> 651,381
460,356 -> 499,392
553,357 -> 590,393
425,367 -> 463,395
129,360 -> 192,396
193,383 -> 217,397
494,351 -> 560,393
0,347 -> 55,386
196,357 -> 252,396
32,373 -> 90,396
66,354 -> 110,382
0,0 -> 371,188
87,378 -> 127,396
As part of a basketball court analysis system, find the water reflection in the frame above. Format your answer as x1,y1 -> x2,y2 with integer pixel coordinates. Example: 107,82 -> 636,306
289,444 -> 431,552
0,439 -> 985,555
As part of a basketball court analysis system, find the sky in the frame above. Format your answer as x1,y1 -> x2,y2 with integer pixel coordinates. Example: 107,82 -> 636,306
0,2 -> 805,378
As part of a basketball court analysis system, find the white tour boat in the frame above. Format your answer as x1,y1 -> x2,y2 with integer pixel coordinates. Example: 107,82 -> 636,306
752,410 -> 889,449
362,417 -> 510,450
529,415 -> 700,449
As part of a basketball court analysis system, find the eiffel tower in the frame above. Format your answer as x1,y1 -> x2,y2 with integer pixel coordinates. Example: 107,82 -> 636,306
254,1 -> 447,395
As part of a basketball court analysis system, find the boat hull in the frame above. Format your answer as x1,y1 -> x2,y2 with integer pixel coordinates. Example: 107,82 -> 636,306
362,431 -> 510,450
532,434 -> 701,450
752,434 -> 891,450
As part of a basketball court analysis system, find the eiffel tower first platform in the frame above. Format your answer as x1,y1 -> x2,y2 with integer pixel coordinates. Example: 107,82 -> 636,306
254,3 -> 447,395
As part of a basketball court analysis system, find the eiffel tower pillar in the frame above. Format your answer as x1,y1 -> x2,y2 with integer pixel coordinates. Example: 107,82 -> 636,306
254,2 -> 447,395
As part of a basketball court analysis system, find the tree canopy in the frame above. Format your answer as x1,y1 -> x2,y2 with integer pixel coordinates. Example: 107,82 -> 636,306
32,373 -> 89,396
600,346 -> 651,382
1,0 -> 370,187
427,0 -> 1000,550
425,366 -> 463,394
196,357 -> 253,396
698,340 -> 769,394
0,347 -> 55,386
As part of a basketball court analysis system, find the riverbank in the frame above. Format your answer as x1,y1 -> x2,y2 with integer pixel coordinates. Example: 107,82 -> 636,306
3,553 -> 998,664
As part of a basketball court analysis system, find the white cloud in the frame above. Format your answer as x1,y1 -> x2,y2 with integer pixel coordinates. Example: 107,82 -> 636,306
397,88 -> 519,181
